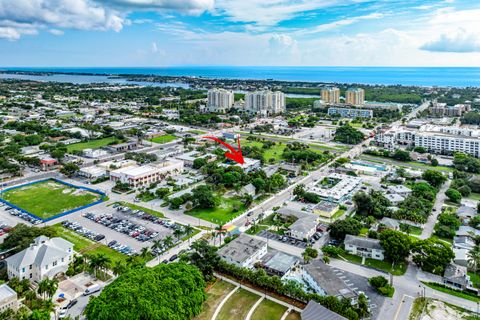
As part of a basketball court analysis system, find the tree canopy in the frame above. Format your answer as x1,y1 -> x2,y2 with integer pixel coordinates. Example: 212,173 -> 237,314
333,125 -> 364,144
411,239 -> 454,275
379,230 -> 411,263
85,263 -> 206,320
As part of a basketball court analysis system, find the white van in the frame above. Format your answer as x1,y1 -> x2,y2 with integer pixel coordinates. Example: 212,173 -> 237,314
83,284 -> 101,296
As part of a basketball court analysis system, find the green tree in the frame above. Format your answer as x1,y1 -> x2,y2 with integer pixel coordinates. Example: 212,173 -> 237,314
422,170 -> 447,188
191,185 -> 217,209
328,218 -> 362,241
333,125 -> 364,144
468,245 -> 480,275
85,263 -> 206,320
379,230 -> 411,263
185,240 -> 220,281
411,238 -> 454,275
60,162 -> 80,177
445,188 -> 462,203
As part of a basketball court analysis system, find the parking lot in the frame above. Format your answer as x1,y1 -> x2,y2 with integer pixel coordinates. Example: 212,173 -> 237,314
257,230 -> 309,249
328,266 -> 385,319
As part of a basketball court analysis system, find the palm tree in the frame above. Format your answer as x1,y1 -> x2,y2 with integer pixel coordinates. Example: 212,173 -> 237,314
140,247 -> 151,260
302,251 -> 312,264
96,254 -> 111,278
112,261 -> 127,276
468,245 -> 480,275
45,278 -> 59,299
152,239 -> 163,261
184,225 -> 195,244
215,224 -> 226,245
242,194 -> 254,208
173,228 -> 183,241
323,256 -> 331,264
37,278 -> 49,300
163,236 -> 174,250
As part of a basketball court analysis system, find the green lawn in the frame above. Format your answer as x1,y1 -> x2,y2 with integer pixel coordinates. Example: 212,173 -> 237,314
66,137 -> 119,152
188,130 -> 207,135
185,197 -> 247,225
246,224 -> 269,235
195,280 -> 237,320
1,180 -> 102,219
217,288 -> 260,320
339,252 -> 363,264
400,223 -> 423,236
50,224 -> 128,265
115,201 -> 165,218
468,272 -> 480,288
285,312 -> 301,320
359,227 -> 369,237
364,259 -> 407,276
251,299 -> 287,320
149,134 -> 177,144
468,193 -> 480,201
331,209 -> 346,221
242,140 -> 286,163
422,282 -> 480,302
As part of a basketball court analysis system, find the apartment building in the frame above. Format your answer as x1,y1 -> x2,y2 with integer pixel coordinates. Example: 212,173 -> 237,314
327,107 -> 373,119
321,87 -> 340,104
0,284 -> 18,313
5,236 -> 73,282
110,159 -> 184,188
344,235 -> 385,260
217,234 -> 267,268
375,125 -> 480,157
244,90 -> 286,115
429,102 -> 470,117
345,88 -> 365,105
207,89 -> 234,113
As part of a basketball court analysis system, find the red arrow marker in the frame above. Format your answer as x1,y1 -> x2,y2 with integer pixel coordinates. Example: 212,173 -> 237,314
202,136 -> 245,165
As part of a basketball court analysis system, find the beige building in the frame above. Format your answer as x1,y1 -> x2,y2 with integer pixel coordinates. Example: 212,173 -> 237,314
207,89 -> 234,113
321,87 -> 340,104
244,90 -> 286,115
345,88 -> 365,105
0,284 -> 18,313
110,159 -> 184,188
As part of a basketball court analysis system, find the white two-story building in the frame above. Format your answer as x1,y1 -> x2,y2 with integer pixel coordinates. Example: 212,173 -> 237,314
5,236 -> 73,282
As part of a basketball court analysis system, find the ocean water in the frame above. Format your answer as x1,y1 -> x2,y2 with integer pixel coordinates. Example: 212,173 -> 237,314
1,66 -> 480,87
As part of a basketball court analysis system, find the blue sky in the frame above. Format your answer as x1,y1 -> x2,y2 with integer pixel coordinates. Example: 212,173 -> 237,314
0,0 -> 479,66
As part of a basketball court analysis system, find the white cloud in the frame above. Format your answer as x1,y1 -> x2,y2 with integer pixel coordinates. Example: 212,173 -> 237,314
104,0 -> 214,15
421,29 -> 480,53
295,12 -> 384,36
49,29 -> 65,36
215,0 -> 371,26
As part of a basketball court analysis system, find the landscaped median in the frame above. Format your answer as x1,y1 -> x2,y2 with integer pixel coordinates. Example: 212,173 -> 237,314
421,281 -> 480,302
50,223 -> 129,264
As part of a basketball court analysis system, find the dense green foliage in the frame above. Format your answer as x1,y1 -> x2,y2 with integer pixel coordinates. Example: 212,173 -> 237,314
85,263 -> 206,320
411,239 -> 454,275
453,153 -> 480,174
353,190 -> 392,218
333,125 -> 364,144
421,170 -> 447,188
434,211 -> 461,239
368,276 -> 394,297
379,230 -> 411,263
328,218 -> 362,241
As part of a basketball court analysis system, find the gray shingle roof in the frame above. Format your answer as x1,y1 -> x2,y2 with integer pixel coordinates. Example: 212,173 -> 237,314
344,235 -> 383,251
302,301 -> 348,320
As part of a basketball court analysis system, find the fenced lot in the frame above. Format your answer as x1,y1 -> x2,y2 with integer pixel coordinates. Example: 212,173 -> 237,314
0,179 -> 105,221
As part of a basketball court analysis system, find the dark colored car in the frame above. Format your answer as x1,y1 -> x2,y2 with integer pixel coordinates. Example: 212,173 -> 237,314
66,299 -> 78,309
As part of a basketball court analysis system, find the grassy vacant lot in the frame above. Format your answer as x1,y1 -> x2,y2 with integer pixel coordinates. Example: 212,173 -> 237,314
149,134 -> 177,144
242,138 -> 329,164
365,259 -> 407,276
51,224 -> 127,264
186,197 -> 246,225
1,180 -> 102,219
195,280 -> 236,320
66,137 -> 118,152
285,312 -> 301,320
217,288 -> 260,320
251,299 -> 287,320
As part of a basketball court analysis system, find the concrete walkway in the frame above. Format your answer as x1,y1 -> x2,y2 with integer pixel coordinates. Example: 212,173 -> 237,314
211,285 -> 239,320
245,297 -> 264,320
214,273 -> 303,313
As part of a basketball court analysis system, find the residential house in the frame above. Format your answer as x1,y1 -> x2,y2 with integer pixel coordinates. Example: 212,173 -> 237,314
217,234 -> 267,268
239,183 -> 256,197
387,185 -> 412,197
5,236 -> 73,282
261,250 -> 299,278
313,201 -> 339,218
443,264 -> 472,290
344,235 -> 385,260
277,207 -> 319,241
303,260 -> 355,298
385,193 -> 405,205
378,217 -> 400,231
0,284 -> 18,312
